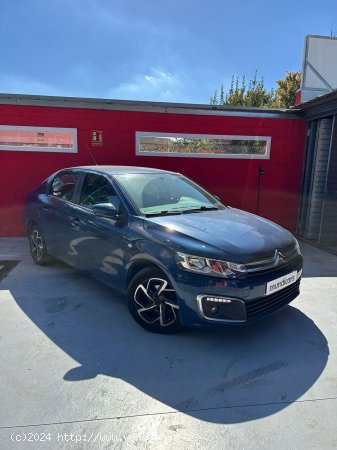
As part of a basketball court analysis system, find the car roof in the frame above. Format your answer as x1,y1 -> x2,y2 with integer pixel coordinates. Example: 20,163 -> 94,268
71,165 -> 177,175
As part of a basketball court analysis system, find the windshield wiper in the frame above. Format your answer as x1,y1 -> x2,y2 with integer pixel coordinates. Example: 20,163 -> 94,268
182,206 -> 219,214
144,210 -> 183,217
144,206 -> 219,217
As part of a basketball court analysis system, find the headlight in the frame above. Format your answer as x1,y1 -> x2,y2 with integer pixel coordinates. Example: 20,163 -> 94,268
177,252 -> 246,278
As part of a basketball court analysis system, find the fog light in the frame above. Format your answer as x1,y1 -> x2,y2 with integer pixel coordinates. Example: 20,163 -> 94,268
197,294 -> 246,323
206,297 -> 232,303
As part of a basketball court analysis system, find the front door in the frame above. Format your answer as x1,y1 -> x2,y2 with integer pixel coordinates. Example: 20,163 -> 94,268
65,173 -> 129,291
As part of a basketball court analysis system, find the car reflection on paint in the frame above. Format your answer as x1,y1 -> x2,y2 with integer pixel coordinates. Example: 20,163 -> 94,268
24,166 -> 303,333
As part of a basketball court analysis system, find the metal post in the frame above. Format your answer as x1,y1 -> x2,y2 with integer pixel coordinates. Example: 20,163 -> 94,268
256,165 -> 264,215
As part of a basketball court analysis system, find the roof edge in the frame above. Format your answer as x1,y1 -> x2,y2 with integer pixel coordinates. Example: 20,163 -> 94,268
0,92 -> 301,119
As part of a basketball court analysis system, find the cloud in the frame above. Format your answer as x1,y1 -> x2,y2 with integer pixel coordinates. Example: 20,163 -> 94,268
0,73 -> 97,98
0,76 -> 59,96
0,68 -> 223,105
106,68 -> 191,102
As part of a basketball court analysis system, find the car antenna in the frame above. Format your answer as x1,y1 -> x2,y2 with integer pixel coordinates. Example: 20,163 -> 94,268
86,144 -> 98,166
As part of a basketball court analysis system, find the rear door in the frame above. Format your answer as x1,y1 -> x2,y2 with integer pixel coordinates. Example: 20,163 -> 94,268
40,171 -> 81,258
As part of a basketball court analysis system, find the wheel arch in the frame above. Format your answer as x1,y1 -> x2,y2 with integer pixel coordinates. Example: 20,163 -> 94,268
25,219 -> 38,236
126,257 -> 175,289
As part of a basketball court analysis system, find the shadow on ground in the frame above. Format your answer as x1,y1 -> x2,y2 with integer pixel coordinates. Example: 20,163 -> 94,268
7,256 -> 329,425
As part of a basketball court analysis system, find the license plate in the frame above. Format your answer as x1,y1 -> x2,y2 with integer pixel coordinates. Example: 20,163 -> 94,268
266,270 -> 301,296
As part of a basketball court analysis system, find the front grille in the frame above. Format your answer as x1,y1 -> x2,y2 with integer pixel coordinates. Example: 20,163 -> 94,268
246,279 -> 300,321
244,255 -> 302,278
244,244 -> 299,274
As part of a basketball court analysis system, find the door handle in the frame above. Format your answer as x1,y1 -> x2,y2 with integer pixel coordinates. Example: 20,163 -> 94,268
70,218 -> 80,228
42,205 -> 49,211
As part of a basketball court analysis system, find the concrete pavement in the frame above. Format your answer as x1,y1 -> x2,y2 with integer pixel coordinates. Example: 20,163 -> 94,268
0,238 -> 336,449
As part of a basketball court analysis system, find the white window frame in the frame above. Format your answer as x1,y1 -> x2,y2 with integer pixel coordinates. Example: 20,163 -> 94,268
136,131 -> 271,159
0,125 -> 78,153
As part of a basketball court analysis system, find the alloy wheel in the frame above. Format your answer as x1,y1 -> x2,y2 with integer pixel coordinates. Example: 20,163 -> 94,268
30,228 -> 44,262
134,277 -> 179,327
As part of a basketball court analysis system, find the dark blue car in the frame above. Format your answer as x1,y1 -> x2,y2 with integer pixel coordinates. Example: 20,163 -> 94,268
24,166 -> 303,333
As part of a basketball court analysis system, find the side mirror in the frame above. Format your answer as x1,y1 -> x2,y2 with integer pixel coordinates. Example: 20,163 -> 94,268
93,203 -> 118,219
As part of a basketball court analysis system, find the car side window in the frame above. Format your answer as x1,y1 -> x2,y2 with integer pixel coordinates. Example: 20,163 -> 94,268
50,173 -> 79,202
79,174 -> 121,211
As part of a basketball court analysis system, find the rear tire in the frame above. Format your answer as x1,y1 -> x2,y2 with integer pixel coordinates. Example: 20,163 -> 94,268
28,225 -> 53,266
128,267 -> 183,333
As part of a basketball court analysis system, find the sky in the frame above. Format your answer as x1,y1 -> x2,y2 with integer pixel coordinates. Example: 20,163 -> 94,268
0,0 -> 337,104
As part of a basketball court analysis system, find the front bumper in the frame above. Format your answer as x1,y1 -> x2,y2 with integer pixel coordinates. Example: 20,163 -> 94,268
171,256 -> 303,328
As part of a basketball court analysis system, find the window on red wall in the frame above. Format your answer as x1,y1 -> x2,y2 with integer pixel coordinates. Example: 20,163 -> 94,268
136,132 -> 271,159
0,125 -> 77,153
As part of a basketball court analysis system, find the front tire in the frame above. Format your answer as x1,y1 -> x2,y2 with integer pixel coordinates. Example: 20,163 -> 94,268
28,225 -> 53,266
128,267 -> 183,333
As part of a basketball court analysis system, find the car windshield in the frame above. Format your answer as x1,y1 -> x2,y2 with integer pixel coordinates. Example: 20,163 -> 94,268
114,172 -> 225,216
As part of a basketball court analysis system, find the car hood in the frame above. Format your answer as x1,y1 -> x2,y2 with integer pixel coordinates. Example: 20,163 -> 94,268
143,208 -> 295,262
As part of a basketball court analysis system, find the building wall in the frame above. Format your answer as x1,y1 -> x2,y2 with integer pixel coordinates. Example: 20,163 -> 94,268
0,103 -> 306,236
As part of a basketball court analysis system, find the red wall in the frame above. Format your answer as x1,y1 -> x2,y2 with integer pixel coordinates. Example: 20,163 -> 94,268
0,104 -> 306,236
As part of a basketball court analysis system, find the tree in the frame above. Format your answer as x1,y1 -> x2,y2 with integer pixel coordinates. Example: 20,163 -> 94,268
210,71 -> 301,108
210,71 -> 274,107
274,71 -> 301,108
